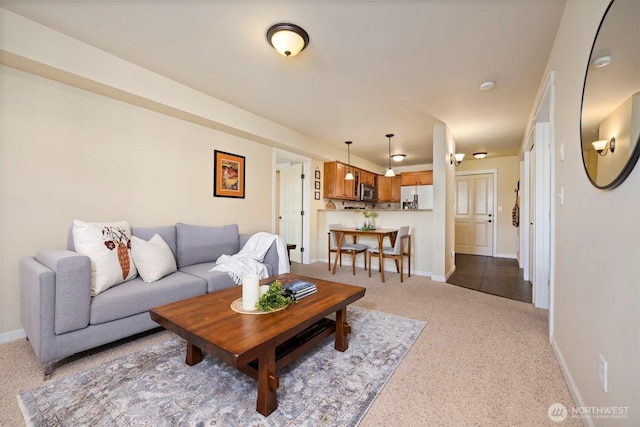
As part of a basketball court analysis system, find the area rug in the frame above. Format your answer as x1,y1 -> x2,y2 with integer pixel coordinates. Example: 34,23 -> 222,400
18,306 -> 425,426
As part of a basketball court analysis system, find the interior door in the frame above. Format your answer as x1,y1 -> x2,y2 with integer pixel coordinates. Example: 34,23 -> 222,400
455,173 -> 494,256
529,144 -> 537,288
278,163 -> 302,263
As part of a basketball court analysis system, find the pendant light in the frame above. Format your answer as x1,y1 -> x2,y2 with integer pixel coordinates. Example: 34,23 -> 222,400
344,141 -> 355,180
384,134 -> 396,177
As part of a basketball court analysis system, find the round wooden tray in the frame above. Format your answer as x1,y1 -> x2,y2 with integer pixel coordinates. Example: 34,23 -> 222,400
230,297 -> 285,315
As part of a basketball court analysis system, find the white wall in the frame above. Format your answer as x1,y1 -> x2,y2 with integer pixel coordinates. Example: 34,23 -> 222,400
533,1 -> 639,423
0,66 -> 279,333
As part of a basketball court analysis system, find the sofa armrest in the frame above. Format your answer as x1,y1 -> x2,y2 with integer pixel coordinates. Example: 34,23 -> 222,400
34,249 -> 92,335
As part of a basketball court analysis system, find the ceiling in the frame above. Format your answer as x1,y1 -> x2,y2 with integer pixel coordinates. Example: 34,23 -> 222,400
2,1 -> 567,168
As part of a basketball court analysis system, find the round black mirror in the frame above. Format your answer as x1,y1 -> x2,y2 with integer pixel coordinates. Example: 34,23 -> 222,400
580,0 -> 640,189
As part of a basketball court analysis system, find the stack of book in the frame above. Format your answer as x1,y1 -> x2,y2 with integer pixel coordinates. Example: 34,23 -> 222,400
281,280 -> 317,301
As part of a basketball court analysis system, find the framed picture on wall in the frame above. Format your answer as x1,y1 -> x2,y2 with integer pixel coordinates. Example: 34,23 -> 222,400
314,191 -> 320,200
315,181 -> 320,190
315,168 -> 321,180
214,150 -> 245,198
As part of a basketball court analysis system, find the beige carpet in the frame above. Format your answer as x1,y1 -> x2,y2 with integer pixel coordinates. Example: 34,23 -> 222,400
1,263 -> 579,426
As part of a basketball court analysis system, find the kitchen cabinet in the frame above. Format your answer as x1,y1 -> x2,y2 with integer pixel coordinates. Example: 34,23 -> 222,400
323,161 -> 356,200
360,170 -> 376,186
401,170 -> 433,186
377,175 -> 402,202
391,175 -> 402,202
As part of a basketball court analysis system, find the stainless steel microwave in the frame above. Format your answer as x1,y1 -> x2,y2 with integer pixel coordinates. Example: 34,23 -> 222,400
360,183 -> 375,201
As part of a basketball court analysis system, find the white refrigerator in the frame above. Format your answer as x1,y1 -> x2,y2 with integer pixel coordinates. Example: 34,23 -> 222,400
400,185 -> 433,209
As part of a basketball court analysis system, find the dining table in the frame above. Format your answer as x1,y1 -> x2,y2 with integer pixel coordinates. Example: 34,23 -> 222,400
329,227 -> 398,282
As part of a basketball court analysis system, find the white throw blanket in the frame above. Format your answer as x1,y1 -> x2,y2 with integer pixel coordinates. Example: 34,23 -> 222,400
210,232 -> 290,284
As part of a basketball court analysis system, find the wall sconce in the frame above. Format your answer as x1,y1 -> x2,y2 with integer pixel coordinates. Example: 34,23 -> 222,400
391,154 -> 406,162
450,153 -> 465,166
473,152 -> 487,159
266,23 -> 310,57
592,137 -> 616,156
344,141 -> 355,180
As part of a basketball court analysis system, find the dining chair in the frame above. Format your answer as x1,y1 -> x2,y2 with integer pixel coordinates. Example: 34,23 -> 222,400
328,223 -> 369,275
368,226 -> 411,282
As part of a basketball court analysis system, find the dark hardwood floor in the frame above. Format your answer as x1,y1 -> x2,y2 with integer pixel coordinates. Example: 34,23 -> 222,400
447,254 -> 532,303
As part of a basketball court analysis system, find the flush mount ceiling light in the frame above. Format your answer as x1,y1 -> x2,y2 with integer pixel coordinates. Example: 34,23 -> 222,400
384,134 -> 396,177
391,154 -> 406,162
473,152 -> 487,159
344,141 -> 355,180
479,80 -> 496,91
266,23 -> 309,57
592,55 -> 611,68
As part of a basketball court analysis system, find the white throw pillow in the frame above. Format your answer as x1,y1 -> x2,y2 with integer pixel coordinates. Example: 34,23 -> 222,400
131,234 -> 177,283
72,219 -> 138,296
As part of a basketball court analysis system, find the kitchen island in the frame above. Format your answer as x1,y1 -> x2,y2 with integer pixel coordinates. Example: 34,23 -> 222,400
317,209 -> 433,277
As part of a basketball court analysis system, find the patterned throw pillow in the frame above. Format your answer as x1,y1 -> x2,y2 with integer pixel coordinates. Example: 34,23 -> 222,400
72,219 -> 138,296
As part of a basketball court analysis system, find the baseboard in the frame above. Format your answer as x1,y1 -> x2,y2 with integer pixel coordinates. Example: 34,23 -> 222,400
551,334 -> 594,427
495,253 -> 517,259
0,328 -> 26,344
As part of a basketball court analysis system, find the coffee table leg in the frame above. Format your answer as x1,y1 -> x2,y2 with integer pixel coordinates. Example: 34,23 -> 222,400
335,307 -> 352,352
185,342 -> 203,366
256,349 -> 279,416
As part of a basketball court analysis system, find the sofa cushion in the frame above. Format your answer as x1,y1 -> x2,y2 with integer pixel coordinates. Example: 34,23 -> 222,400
179,262 -> 239,293
181,261 -> 275,293
90,271 -> 207,325
72,220 -> 138,296
131,234 -> 177,283
175,223 -> 239,268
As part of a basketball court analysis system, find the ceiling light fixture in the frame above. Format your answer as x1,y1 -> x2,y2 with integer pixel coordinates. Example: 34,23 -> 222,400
473,152 -> 487,159
266,23 -> 310,57
391,154 -> 406,162
384,134 -> 396,177
450,153 -> 465,166
480,80 -> 496,91
592,55 -> 611,68
592,137 -> 616,156
344,141 -> 355,180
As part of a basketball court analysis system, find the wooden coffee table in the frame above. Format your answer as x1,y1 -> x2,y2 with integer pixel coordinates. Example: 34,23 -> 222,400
149,273 -> 366,416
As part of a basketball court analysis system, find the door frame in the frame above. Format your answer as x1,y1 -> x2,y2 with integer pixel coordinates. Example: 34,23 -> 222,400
455,169 -> 498,257
272,149 -> 311,265
521,71 -> 555,337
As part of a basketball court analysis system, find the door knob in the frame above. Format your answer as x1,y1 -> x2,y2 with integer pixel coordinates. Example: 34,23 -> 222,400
487,219 -> 492,223
488,214 -> 492,217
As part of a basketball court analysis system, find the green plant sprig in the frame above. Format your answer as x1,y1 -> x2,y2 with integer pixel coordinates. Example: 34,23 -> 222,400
255,280 -> 293,312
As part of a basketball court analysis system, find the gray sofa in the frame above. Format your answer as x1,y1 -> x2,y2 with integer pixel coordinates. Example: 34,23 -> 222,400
20,223 -> 281,377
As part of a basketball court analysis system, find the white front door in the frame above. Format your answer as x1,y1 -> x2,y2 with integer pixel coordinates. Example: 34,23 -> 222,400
455,173 -> 494,256
278,163 -> 302,263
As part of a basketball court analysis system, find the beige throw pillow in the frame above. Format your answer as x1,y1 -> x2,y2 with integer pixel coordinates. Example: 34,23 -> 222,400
131,234 -> 177,283
72,219 -> 138,296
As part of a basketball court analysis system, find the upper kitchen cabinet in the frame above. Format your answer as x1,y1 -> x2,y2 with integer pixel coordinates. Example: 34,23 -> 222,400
360,170 -> 376,186
377,175 -> 402,202
323,161 -> 356,200
401,170 -> 433,186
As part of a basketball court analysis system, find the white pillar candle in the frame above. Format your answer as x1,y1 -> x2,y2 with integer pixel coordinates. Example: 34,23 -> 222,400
242,274 -> 260,311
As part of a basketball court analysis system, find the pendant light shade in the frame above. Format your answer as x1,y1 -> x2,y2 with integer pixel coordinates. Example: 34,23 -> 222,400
344,141 -> 355,180
385,134 -> 395,177
266,23 -> 310,57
